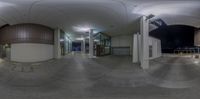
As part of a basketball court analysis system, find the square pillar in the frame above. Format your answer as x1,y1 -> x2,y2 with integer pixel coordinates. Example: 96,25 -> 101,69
89,29 -> 94,58
54,28 -> 61,59
81,38 -> 85,54
133,33 -> 141,63
140,16 -> 149,69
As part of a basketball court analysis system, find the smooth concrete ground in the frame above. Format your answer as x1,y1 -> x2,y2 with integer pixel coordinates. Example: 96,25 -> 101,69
0,54 -> 200,99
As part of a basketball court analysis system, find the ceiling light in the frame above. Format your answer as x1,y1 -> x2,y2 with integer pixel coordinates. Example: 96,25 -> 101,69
73,26 -> 91,32
76,37 -> 84,41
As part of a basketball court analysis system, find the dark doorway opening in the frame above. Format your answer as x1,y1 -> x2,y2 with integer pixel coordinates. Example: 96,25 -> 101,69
150,25 -> 197,53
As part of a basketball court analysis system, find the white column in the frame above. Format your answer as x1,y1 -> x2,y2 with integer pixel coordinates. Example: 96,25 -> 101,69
157,40 -> 162,57
54,28 -> 61,59
82,38 -> 86,53
140,16 -> 149,69
89,29 -> 94,58
133,33 -> 141,63
81,35 -> 86,53
152,39 -> 158,59
133,34 -> 138,63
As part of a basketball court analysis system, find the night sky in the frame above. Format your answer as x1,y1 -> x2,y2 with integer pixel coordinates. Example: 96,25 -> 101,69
150,25 -> 196,53
72,42 -> 81,51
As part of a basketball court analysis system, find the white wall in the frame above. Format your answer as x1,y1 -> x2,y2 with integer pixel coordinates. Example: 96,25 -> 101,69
11,43 -> 53,62
111,34 -> 133,55
132,34 -> 162,63
111,34 -> 161,59
149,36 -> 162,59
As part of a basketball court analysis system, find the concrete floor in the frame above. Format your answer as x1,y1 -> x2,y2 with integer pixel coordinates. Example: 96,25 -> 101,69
0,54 -> 200,99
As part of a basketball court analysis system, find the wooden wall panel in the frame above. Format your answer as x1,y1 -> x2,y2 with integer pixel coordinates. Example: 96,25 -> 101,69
0,23 -> 54,44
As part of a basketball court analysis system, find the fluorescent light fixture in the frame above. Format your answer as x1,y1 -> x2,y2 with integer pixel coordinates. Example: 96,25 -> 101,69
73,25 -> 101,34
76,37 -> 84,41
73,26 -> 91,32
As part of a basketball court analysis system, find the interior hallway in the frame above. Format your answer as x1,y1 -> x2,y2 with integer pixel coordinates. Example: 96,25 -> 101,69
0,54 -> 199,99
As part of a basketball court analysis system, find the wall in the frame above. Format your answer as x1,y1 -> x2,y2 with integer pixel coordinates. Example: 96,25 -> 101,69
0,23 -> 55,62
148,36 -> 162,59
0,23 -> 54,44
132,34 -> 162,62
111,34 -> 133,55
11,43 -> 53,62
111,34 -> 161,59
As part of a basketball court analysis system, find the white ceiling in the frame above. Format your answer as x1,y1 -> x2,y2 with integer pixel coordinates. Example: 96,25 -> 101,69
0,0 -> 200,39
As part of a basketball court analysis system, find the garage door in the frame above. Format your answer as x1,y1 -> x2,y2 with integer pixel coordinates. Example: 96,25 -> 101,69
112,47 -> 130,55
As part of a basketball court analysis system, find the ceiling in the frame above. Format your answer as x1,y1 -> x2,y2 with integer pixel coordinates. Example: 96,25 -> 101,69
0,0 -> 200,40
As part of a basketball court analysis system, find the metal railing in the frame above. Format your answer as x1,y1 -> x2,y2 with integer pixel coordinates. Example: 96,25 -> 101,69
173,47 -> 200,55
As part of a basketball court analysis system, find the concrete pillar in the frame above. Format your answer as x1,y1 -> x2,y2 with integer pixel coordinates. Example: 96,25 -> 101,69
152,39 -> 157,59
158,40 -> 162,57
140,16 -> 149,69
54,28 -> 61,59
89,29 -> 94,58
133,34 -> 138,63
82,38 -> 86,53
133,33 -> 141,63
